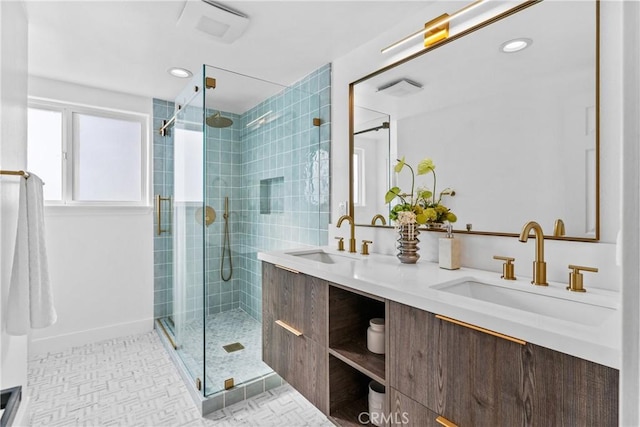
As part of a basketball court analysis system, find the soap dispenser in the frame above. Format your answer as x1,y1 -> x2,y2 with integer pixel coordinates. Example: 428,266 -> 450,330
439,224 -> 460,270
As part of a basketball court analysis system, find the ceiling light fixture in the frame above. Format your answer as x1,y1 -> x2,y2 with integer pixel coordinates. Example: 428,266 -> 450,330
381,0 -> 487,54
500,38 -> 532,53
168,67 -> 193,78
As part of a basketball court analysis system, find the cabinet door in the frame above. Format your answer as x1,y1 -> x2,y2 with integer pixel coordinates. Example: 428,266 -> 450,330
389,301 -> 524,425
261,262 -> 329,413
389,387 -> 449,427
389,301 -> 618,426
526,342 -> 618,426
262,262 -> 327,345
263,311 -> 328,412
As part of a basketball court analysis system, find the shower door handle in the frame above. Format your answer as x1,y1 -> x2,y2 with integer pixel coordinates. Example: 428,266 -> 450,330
156,195 -> 172,235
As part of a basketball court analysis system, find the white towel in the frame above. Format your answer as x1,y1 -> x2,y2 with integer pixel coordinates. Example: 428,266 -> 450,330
6,174 -> 57,335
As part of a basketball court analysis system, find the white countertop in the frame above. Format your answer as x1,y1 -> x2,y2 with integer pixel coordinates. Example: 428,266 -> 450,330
258,246 -> 621,369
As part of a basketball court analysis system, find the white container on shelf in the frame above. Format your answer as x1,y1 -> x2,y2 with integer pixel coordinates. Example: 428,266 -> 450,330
367,318 -> 385,354
368,380 -> 386,427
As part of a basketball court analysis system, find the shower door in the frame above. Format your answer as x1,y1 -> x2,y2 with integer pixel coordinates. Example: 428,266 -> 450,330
200,64 -> 328,396
171,69 -> 206,390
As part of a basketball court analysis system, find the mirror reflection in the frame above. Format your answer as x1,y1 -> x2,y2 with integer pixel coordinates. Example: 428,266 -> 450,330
351,0 -> 598,240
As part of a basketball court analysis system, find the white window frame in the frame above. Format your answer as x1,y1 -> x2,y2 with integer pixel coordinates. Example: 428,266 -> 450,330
28,98 -> 151,208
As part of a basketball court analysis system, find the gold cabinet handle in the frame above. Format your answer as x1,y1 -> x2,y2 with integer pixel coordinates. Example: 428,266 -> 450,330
435,314 -> 526,345
156,195 -> 172,235
275,264 -> 300,274
435,415 -> 458,427
275,320 -> 303,337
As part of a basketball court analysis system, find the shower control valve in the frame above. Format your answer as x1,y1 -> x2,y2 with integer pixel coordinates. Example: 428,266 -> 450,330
335,237 -> 345,251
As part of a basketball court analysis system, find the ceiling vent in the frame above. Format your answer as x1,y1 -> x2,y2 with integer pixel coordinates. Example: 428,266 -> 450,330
377,79 -> 423,97
177,1 -> 250,44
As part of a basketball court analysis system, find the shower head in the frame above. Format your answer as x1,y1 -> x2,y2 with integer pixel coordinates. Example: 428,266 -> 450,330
206,111 -> 233,128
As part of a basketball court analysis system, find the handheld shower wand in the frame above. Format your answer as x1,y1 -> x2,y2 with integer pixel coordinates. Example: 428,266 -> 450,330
221,196 -> 233,282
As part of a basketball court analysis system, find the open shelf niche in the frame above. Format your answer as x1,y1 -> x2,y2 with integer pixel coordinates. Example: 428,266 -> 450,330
328,284 -> 387,425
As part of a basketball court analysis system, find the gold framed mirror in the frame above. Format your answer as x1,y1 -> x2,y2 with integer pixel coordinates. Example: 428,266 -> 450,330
349,0 -> 599,241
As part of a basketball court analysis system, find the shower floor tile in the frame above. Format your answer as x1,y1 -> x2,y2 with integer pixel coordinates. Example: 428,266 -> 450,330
175,308 -> 273,395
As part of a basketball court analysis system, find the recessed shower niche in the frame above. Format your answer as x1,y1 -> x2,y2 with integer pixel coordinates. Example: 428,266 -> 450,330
260,177 -> 285,215
152,64 -> 331,409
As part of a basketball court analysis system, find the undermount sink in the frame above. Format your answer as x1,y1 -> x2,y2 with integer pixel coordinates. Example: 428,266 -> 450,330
433,279 -> 615,326
286,249 -> 359,264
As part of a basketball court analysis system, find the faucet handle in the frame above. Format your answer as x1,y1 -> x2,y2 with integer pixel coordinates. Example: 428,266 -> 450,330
361,240 -> 373,256
335,237 -> 345,251
493,255 -> 516,280
567,264 -> 598,292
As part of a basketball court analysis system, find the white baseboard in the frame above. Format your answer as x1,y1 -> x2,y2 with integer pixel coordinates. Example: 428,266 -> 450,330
29,318 -> 154,356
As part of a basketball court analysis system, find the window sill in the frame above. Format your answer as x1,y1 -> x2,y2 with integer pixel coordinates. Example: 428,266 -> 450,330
44,205 -> 153,216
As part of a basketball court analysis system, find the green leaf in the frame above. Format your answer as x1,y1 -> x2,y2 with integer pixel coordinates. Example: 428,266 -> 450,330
418,189 -> 433,200
394,157 -> 406,173
385,187 -> 402,204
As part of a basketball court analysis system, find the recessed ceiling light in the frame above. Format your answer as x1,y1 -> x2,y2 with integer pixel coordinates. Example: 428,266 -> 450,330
500,38 -> 532,53
168,67 -> 193,78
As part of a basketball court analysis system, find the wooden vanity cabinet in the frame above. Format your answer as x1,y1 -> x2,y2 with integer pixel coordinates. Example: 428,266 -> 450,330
389,301 -> 619,426
261,262 -> 618,426
262,262 -> 329,413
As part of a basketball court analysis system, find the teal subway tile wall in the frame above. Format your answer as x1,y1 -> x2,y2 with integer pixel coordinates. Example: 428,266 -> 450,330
237,64 -> 331,320
153,98 -> 174,319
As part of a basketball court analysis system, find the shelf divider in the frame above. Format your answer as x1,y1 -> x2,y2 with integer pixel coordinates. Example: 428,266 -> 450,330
329,337 -> 385,385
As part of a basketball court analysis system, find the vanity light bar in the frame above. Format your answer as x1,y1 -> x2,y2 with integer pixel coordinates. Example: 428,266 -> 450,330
381,0 -> 488,54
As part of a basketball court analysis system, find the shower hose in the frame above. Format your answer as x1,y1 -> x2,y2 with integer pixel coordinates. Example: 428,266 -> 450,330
221,198 -> 233,282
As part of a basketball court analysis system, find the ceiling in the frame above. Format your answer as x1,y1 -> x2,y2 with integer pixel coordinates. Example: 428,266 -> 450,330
26,1 -> 430,111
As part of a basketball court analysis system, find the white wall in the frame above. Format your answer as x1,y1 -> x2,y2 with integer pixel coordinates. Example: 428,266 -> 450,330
620,1 -> 640,424
0,1 -> 30,423
27,77 -> 154,354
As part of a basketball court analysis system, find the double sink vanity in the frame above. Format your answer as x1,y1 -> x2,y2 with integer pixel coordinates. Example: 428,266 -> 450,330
257,247 -> 619,426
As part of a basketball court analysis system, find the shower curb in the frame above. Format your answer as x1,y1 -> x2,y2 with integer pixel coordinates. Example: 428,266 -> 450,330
154,321 -> 283,415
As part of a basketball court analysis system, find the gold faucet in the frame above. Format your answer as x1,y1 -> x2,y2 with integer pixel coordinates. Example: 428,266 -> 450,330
371,214 -> 387,226
518,221 -> 548,286
553,218 -> 565,237
337,215 -> 357,253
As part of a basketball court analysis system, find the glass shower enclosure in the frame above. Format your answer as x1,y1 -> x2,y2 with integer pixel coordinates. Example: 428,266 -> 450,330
157,64 -> 329,398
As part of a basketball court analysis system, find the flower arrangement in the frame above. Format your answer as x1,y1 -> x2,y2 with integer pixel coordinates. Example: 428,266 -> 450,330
385,156 -> 457,226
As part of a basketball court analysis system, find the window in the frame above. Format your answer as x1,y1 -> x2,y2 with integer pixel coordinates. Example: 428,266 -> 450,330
173,128 -> 203,203
27,100 -> 149,206
353,148 -> 366,206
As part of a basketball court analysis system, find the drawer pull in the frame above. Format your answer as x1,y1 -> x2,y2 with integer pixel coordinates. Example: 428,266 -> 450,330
275,264 -> 300,274
275,320 -> 303,336
435,415 -> 458,427
435,314 -> 527,345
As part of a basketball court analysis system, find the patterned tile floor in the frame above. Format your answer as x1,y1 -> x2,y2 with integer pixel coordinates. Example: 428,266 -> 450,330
26,332 -> 333,426
171,309 -> 273,395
